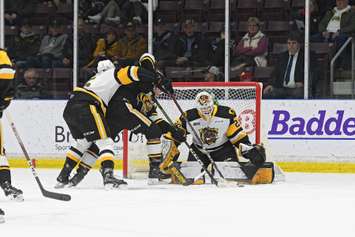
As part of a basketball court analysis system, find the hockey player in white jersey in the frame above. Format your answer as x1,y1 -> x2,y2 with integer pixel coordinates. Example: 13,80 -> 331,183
161,91 -> 272,185
55,59 -> 163,189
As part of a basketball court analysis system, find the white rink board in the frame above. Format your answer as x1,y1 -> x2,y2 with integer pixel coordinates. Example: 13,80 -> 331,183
3,100 -> 355,163
262,100 -> 355,162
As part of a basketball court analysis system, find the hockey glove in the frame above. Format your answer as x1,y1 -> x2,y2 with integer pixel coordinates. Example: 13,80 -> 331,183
156,71 -> 174,95
0,99 -> 11,112
239,143 -> 266,167
171,126 -> 186,143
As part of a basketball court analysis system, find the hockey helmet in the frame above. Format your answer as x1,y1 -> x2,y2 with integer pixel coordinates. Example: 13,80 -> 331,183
139,53 -> 156,72
195,91 -> 215,117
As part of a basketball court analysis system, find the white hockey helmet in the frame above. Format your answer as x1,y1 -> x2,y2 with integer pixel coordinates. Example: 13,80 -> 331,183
195,91 -> 215,117
139,53 -> 156,72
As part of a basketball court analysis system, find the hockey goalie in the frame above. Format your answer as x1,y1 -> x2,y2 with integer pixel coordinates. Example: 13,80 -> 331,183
160,91 -> 278,185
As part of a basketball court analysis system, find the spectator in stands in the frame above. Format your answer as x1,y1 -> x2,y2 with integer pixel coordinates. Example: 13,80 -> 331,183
313,0 -> 355,46
175,19 -> 213,67
116,21 -> 147,66
232,17 -> 268,69
63,17 -> 95,68
26,19 -> 68,68
292,0 -> 321,35
88,0 -> 129,25
85,29 -> 119,68
7,19 -> 41,68
263,32 -> 307,99
153,18 -> 178,69
204,66 -> 223,82
211,28 -> 235,67
15,68 -> 46,99
4,0 -> 38,26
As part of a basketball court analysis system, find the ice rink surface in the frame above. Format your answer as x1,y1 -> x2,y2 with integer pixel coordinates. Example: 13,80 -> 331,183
1,169 -> 355,237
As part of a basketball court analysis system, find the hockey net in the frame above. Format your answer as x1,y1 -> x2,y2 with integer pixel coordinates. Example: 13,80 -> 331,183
121,82 -> 262,178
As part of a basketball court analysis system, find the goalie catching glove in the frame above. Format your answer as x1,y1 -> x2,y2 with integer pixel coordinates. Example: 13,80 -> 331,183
239,143 -> 266,166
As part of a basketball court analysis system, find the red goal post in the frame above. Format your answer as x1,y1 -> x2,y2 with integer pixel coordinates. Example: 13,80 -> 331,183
122,81 -> 262,178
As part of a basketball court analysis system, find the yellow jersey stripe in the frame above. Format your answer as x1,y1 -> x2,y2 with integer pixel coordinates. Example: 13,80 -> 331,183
226,122 -> 242,137
125,102 -> 152,126
0,51 -> 13,66
116,66 -> 134,85
0,166 -> 10,171
89,105 -> 107,139
230,132 -> 247,145
0,73 -> 15,80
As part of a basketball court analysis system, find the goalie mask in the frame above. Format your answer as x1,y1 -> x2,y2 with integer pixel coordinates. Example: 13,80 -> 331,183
139,53 -> 156,72
195,91 -> 214,118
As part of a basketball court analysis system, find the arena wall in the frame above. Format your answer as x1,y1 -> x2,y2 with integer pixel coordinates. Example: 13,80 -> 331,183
5,100 -> 355,173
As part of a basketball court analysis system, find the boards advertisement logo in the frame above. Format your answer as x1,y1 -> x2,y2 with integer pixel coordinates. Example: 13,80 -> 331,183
268,110 -> 355,140
238,109 -> 256,135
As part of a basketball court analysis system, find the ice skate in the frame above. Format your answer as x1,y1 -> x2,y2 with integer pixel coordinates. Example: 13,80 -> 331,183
148,163 -> 171,185
101,168 -> 127,190
0,208 -> 4,224
1,181 -> 24,202
54,173 -> 69,189
67,166 -> 90,188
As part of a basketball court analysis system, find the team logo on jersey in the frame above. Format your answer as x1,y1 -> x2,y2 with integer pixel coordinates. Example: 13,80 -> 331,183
199,127 -> 218,145
137,93 -> 155,114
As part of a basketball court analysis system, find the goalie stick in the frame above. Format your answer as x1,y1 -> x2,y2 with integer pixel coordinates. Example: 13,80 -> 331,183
152,97 -> 219,186
166,92 -> 231,181
6,113 -> 71,201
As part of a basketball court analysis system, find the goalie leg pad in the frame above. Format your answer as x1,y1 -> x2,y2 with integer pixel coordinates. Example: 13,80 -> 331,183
160,140 -> 180,172
167,163 -> 192,185
241,162 -> 274,184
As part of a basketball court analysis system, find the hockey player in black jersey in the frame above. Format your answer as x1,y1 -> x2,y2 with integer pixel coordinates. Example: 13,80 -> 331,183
161,91 -> 272,185
55,56 -> 167,189
62,53 -> 180,186
0,49 -> 23,201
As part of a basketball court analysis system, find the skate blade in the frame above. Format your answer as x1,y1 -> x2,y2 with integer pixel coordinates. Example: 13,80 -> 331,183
147,178 -> 171,185
104,183 -> 128,190
54,182 -> 68,189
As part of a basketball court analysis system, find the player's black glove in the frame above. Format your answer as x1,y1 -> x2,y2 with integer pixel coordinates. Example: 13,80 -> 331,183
0,99 -> 11,112
156,71 -> 174,95
171,126 -> 186,143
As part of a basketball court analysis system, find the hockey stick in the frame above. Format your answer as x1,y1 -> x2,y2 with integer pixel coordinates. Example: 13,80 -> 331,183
167,92 -> 228,181
6,113 -> 71,201
153,97 -> 219,186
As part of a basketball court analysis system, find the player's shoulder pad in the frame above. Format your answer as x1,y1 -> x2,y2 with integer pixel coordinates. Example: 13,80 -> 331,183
215,105 -> 236,119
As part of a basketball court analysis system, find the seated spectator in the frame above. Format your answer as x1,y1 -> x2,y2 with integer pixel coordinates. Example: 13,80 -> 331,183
204,66 -> 223,82
88,0 -> 129,25
211,29 -> 235,67
64,17 -> 95,68
153,18 -> 178,69
116,21 -> 147,66
26,19 -> 68,68
85,29 -> 119,68
232,17 -> 268,68
292,0 -> 321,35
7,19 -> 41,68
175,19 -> 213,67
263,32 -> 308,99
312,0 -> 355,46
15,68 -> 46,99
4,0 -> 38,26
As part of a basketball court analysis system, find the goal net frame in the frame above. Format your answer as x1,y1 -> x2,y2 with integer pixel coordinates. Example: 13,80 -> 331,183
121,81 -> 262,178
